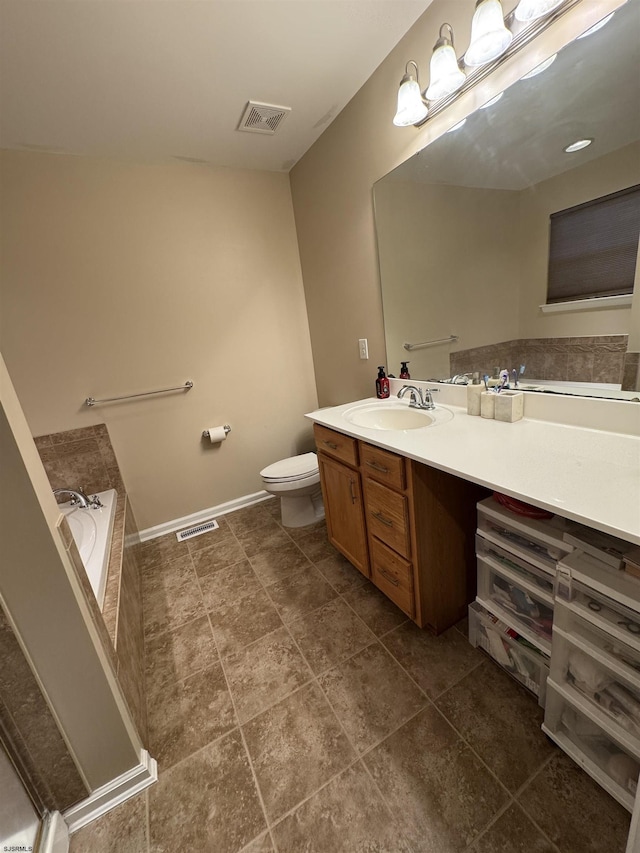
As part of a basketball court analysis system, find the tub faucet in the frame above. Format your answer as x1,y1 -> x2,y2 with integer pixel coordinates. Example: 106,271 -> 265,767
53,488 -> 102,509
397,385 -> 436,410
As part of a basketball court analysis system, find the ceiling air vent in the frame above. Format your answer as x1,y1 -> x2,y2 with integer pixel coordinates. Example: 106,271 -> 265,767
237,102 -> 291,135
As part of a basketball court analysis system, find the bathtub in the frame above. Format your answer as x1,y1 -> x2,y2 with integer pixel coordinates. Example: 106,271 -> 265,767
59,489 -> 117,609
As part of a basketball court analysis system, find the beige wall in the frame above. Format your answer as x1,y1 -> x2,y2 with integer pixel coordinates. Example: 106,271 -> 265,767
290,0 -> 626,406
375,180 -> 521,379
0,355 -> 141,789
0,151 -> 318,529
517,140 -> 640,339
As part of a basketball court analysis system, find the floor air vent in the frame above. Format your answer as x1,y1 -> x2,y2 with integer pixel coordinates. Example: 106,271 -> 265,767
237,101 -> 291,135
176,519 -> 219,542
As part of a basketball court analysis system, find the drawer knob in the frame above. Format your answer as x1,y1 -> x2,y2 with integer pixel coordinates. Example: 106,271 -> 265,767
366,460 -> 390,474
323,440 -> 338,450
372,510 -> 393,527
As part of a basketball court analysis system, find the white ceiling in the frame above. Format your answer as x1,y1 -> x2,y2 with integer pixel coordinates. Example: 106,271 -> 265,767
0,0 -> 430,172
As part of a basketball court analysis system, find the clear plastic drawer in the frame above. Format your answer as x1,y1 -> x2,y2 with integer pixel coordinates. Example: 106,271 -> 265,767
477,497 -> 572,573
550,625 -> 640,750
556,576 -> 640,657
476,534 -> 554,596
468,602 -> 549,706
544,681 -> 639,812
476,553 -> 554,654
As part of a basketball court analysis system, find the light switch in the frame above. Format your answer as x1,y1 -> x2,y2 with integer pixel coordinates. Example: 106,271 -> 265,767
358,338 -> 369,359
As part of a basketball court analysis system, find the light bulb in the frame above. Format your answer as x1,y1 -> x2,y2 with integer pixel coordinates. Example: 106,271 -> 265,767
464,0 -> 513,67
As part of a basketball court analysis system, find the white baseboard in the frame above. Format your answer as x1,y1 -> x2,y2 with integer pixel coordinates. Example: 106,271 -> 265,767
137,491 -> 275,542
63,749 -> 157,834
40,811 -> 69,853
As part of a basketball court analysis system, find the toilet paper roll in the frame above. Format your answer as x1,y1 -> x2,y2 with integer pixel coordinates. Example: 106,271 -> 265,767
205,425 -> 228,443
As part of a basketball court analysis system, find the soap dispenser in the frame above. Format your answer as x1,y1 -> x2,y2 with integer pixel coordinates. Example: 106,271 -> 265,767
400,361 -> 411,379
376,366 -> 390,399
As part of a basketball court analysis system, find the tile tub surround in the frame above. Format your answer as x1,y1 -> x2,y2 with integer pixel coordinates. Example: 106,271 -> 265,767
37,423 -> 148,743
70,502 -> 630,853
449,334 -> 629,386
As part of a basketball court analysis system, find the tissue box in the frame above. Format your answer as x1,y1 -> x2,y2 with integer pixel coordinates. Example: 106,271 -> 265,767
494,390 -> 524,422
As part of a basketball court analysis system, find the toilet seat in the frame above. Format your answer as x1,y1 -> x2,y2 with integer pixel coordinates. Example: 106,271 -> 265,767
260,452 -> 318,483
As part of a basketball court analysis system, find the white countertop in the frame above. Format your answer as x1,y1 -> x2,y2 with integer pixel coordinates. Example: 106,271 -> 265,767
305,396 -> 640,546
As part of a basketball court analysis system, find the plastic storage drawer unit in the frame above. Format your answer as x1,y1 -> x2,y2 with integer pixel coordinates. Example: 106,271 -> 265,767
543,681 -> 640,812
476,553 -> 555,654
469,602 -> 549,706
477,497 -> 573,574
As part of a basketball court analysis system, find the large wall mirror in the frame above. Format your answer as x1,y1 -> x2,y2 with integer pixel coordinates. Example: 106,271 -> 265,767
374,0 -> 640,400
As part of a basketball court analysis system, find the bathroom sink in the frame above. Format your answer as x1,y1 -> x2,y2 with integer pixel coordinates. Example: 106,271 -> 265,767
342,401 -> 453,431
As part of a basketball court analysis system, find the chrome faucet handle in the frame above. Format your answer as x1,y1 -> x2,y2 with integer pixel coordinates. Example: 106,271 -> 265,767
89,495 -> 104,509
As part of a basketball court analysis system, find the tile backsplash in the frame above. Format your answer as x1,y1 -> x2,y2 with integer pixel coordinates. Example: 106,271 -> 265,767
35,423 -> 124,499
450,335 -> 629,386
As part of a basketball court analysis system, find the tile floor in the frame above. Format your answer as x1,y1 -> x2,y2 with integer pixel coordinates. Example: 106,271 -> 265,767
70,500 -> 631,853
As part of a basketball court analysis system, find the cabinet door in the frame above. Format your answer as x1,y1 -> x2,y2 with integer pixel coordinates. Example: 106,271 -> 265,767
318,454 -> 369,577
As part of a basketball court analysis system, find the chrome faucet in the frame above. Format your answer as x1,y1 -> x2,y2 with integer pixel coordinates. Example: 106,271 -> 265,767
397,385 -> 436,410
451,373 -> 472,385
53,488 -> 102,509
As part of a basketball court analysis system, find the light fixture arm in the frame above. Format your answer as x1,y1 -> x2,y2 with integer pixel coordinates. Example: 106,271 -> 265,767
434,23 -> 455,50
399,60 -> 428,105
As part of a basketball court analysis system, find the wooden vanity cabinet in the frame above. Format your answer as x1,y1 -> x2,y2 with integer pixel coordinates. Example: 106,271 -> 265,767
315,424 -> 487,634
314,425 -> 370,577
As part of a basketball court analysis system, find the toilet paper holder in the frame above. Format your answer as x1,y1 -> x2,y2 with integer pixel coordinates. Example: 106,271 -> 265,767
202,425 -> 232,440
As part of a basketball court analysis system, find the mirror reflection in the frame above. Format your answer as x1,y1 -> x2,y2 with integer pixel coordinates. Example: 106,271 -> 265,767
374,0 -> 640,399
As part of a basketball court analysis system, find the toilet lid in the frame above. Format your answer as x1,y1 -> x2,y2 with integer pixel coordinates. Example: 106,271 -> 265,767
260,452 -> 318,482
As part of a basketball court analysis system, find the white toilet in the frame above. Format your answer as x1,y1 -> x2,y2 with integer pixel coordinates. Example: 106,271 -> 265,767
260,452 -> 325,528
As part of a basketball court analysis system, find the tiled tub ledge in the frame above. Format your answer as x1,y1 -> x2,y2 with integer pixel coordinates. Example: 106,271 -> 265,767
38,423 -> 148,745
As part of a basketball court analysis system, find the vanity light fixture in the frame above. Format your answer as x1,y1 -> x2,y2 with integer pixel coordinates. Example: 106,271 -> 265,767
563,137 -> 593,153
576,11 -> 615,39
514,0 -> 564,23
393,60 -> 429,126
520,53 -> 557,78
393,0 -> 581,128
464,0 -> 513,67
426,24 -> 466,101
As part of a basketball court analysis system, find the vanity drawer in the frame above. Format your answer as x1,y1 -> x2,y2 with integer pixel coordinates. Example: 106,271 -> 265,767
370,537 -> 414,617
468,602 -> 549,706
476,553 -> 554,654
314,424 -> 359,468
543,681 -> 639,812
360,443 -> 406,490
477,497 -> 571,574
364,479 -> 410,559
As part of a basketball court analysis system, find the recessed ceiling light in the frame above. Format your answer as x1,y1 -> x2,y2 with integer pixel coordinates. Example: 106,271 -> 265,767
521,53 -> 557,80
447,118 -> 467,133
480,92 -> 504,109
577,12 -> 614,39
563,138 -> 593,153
